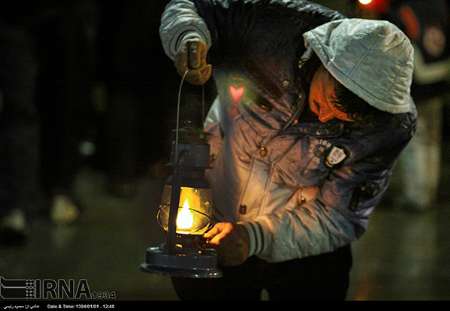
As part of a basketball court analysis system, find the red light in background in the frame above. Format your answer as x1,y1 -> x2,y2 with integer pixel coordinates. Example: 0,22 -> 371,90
357,0 -> 391,14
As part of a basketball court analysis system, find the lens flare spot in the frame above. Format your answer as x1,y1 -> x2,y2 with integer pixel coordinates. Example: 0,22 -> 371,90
229,85 -> 245,104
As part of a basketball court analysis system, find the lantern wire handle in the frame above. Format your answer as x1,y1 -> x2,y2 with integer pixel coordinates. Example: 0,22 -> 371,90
202,84 -> 206,121
175,70 -> 190,165
175,70 -> 208,163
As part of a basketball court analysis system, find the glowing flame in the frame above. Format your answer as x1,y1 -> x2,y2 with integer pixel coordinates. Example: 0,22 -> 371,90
358,0 -> 373,5
176,199 -> 194,231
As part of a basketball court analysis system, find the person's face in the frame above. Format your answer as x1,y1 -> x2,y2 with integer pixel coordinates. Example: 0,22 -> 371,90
308,65 -> 353,123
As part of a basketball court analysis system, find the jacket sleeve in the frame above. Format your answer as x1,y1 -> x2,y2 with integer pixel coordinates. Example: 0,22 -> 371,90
241,120 -> 416,263
160,0 -> 212,60
240,155 -> 389,262
160,0 -> 344,60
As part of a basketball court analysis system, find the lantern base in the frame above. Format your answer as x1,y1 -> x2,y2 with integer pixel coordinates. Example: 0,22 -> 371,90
141,245 -> 222,279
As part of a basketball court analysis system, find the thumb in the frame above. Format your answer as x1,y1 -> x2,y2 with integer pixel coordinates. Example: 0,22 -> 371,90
175,45 -> 189,77
188,41 -> 203,69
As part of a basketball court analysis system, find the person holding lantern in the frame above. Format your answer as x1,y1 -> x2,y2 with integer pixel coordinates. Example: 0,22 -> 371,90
159,0 -> 416,300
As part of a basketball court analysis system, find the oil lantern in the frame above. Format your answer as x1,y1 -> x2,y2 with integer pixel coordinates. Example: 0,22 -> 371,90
141,127 -> 222,278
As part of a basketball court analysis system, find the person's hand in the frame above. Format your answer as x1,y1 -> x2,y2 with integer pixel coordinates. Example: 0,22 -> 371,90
175,40 -> 212,85
204,222 -> 250,266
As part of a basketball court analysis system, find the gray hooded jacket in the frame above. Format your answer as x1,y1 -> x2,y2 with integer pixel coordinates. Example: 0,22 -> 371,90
160,0 -> 416,262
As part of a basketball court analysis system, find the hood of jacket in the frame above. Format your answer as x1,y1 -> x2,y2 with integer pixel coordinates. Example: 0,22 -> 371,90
303,18 -> 415,114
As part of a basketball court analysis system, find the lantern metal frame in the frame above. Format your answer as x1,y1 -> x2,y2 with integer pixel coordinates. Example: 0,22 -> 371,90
141,71 -> 222,279
141,142 -> 222,278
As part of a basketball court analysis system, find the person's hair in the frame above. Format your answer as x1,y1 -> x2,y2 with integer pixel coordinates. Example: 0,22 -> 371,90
333,83 -> 387,124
